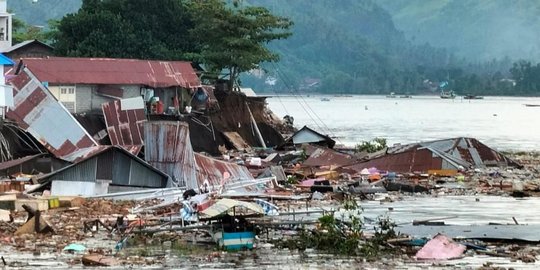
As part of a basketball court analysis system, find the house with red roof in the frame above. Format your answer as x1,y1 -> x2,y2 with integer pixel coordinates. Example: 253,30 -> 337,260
15,57 -> 202,114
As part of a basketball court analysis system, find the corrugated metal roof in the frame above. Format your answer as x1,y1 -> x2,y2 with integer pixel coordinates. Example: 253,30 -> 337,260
346,148 -> 442,173
143,121 -> 255,190
19,57 -> 201,89
346,137 -> 520,173
6,68 -> 98,158
303,145 -> 357,167
102,98 -> 146,148
195,153 -> 254,187
201,198 -> 264,218
38,145 -> 168,181
144,121 -> 198,188
59,145 -> 112,163
1,40 -> 53,53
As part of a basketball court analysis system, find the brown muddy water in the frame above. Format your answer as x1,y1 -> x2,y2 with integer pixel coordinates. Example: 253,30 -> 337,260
2,195 -> 540,269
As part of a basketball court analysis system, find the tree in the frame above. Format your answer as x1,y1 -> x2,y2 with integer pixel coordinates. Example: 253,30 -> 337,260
12,16 -> 51,44
188,0 -> 292,91
53,0 -> 197,60
355,138 -> 387,154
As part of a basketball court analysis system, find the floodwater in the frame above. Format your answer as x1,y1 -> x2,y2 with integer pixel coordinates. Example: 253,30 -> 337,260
266,95 -> 540,151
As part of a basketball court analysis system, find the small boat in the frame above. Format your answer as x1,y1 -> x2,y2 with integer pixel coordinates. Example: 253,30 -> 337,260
440,90 -> 456,99
320,97 -> 331,101
386,92 -> 397,98
399,95 -> 412,98
524,104 -> 540,107
463,95 -> 484,100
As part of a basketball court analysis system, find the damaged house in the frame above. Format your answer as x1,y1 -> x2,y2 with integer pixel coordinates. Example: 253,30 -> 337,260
345,137 -> 521,173
16,57 -> 202,114
278,126 -> 335,150
35,146 -> 169,196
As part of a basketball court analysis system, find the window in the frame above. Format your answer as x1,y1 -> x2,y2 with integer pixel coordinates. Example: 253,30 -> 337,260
60,87 -> 75,95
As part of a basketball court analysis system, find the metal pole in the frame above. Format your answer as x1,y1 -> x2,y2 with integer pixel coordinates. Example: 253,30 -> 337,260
245,102 -> 267,148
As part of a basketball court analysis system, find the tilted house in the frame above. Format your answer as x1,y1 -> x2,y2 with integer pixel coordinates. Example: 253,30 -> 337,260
16,57 -> 202,114
345,137 -> 521,173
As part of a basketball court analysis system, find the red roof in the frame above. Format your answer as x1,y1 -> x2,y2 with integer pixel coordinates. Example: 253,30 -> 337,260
19,57 -> 201,89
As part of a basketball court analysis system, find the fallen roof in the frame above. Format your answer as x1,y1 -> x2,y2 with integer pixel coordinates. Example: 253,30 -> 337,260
7,67 -> 99,158
346,137 -> 521,173
18,57 -> 202,89
200,198 -> 264,218
144,121 -> 255,190
195,153 -> 255,187
102,97 -> 146,148
144,121 -> 198,189
303,145 -> 357,167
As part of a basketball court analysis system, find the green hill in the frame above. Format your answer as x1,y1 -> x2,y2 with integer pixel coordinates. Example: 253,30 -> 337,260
376,0 -> 540,61
8,0 -> 80,26
8,0 -> 538,95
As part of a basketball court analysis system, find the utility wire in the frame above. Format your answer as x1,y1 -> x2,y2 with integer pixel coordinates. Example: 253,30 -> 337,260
271,62 -> 342,144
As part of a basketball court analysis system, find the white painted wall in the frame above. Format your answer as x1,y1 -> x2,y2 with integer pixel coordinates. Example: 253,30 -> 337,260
48,85 -> 77,112
0,0 -> 12,51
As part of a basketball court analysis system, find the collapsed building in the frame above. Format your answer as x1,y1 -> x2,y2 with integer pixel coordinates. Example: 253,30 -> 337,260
0,56 -> 284,195
345,137 -> 522,174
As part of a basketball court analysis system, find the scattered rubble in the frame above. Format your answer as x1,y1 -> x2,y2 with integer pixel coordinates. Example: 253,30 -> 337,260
0,56 -> 539,268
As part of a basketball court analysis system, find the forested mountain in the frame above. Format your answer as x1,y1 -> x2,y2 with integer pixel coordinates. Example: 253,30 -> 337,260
242,0 -> 450,94
375,0 -> 540,62
9,0 -> 79,26
7,0 -> 540,96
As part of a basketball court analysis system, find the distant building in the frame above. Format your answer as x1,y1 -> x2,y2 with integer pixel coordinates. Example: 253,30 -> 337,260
16,57 -> 202,113
0,0 -> 12,51
278,126 -> 336,149
1,39 -> 53,60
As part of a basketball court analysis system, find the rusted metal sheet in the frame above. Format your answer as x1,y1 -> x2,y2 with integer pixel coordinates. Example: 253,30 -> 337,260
102,98 -> 146,148
195,153 -> 254,188
420,137 -> 520,168
346,148 -> 442,173
6,68 -> 98,158
143,121 -> 198,188
60,145 -> 112,163
20,57 -> 201,89
303,145 -> 357,167
346,137 -> 519,173
143,121 -> 254,190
